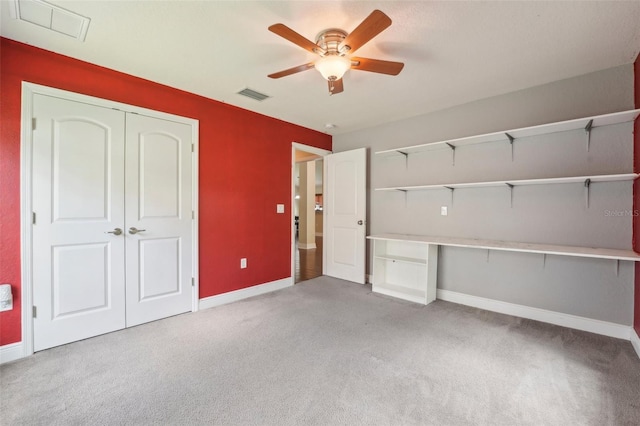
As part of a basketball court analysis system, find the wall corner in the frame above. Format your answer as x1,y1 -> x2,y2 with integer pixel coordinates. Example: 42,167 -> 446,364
633,52 -> 640,336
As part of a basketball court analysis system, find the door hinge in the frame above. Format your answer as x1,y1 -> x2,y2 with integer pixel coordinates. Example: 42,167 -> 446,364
33,306 -> 37,318
191,277 -> 195,287
192,210 -> 195,220
191,144 -> 194,153
32,212 -> 36,225
32,118 -> 37,130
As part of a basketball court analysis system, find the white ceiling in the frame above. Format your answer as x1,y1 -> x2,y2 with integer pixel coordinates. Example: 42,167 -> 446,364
2,1 -> 640,135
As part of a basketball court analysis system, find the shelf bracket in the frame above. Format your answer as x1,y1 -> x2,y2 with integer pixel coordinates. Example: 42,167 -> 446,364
397,150 -> 409,169
446,143 -> 456,166
505,133 -> 515,161
584,119 -> 593,152
486,249 -> 490,263
542,253 -> 547,269
444,186 -> 455,205
506,183 -> 514,208
584,178 -> 591,209
397,189 -> 408,207
615,259 -> 620,277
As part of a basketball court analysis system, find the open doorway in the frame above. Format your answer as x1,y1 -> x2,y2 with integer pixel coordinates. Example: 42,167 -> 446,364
292,143 -> 330,283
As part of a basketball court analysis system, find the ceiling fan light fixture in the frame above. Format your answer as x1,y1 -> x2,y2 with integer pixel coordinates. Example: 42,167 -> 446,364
315,55 -> 351,81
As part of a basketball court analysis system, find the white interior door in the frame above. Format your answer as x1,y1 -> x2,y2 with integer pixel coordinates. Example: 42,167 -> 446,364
324,148 -> 367,284
124,114 -> 193,326
32,94 -> 126,351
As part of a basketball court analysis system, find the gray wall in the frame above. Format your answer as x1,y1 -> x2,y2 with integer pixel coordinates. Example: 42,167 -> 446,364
333,65 -> 635,325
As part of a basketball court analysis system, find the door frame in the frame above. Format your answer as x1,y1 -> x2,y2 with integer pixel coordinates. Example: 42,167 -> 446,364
20,82 -> 200,357
291,142 -> 331,282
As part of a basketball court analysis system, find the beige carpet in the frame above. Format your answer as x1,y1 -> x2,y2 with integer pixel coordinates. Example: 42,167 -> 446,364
1,276 -> 639,425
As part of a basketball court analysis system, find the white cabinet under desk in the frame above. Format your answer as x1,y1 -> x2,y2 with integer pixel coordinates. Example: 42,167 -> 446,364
368,236 -> 438,305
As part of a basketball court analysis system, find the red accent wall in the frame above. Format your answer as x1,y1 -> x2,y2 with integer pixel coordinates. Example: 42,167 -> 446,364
0,38 -> 331,346
634,52 -> 640,336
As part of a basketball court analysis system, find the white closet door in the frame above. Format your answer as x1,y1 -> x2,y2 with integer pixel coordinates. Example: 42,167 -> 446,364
32,94 -> 126,351
124,114 -> 193,326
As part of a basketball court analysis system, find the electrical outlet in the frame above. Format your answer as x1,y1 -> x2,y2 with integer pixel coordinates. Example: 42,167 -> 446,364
276,204 -> 285,213
240,258 -> 247,269
441,206 -> 448,216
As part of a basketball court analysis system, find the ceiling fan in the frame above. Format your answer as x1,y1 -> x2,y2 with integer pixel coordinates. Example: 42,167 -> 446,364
267,10 -> 404,95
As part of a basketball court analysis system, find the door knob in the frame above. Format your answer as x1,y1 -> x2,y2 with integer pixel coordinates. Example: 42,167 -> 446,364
128,227 -> 146,235
105,228 -> 122,236
357,220 -> 364,225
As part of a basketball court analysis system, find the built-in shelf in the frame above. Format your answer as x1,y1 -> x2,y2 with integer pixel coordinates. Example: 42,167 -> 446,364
367,234 -> 640,262
370,237 -> 438,304
375,173 -> 639,192
375,109 -> 640,157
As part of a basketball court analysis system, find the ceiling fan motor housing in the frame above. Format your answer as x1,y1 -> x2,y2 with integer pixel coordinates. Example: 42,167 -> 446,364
315,29 -> 350,56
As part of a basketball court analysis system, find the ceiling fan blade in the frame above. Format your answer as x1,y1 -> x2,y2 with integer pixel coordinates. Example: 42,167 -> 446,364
268,63 -> 315,79
269,24 -> 326,55
350,57 -> 404,75
339,10 -> 392,54
328,79 -> 344,95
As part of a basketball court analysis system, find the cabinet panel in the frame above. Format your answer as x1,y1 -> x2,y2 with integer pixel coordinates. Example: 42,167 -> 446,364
371,238 -> 438,304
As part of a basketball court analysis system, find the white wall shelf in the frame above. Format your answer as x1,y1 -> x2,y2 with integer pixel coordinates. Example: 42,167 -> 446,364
370,109 -> 639,306
369,237 -> 438,304
375,173 -> 638,192
368,234 -> 640,262
375,109 -> 640,157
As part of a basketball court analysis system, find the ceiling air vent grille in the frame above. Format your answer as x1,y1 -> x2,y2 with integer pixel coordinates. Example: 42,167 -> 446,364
237,88 -> 271,102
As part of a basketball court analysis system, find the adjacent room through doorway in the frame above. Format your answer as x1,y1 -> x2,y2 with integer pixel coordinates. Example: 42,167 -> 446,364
293,147 -> 325,283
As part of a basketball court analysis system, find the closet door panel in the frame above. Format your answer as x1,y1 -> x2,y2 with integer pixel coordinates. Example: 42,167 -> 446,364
124,114 -> 193,326
32,94 -> 126,352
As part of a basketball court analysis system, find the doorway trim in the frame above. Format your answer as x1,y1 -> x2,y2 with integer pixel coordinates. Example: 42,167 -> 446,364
291,142 -> 331,282
19,82 -> 200,359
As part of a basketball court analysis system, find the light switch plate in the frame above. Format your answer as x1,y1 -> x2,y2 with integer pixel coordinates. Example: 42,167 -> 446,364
441,206 -> 448,216
276,204 -> 285,213
240,258 -> 247,269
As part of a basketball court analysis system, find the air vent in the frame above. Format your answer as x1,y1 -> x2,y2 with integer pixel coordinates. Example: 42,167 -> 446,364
9,0 -> 91,42
237,88 -> 271,102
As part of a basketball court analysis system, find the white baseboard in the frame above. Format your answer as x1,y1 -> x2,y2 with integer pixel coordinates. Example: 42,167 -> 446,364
199,277 -> 293,310
631,329 -> 640,359
0,342 -> 25,364
436,289 -> 632,341
298,242 -> 317,249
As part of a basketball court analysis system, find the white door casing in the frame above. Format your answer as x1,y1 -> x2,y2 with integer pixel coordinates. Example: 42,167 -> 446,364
125,114 -> 193,326
324,148 -> 367,284
25,85 -> 198,354
32,94 -> 127,351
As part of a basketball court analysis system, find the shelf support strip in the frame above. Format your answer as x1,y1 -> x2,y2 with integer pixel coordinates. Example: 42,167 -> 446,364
446,143 -> 456,166
584,178 -> 591,209
585,119 -> 593,152
397,151 -> 409,169
397,189 -> 408,207
505,133 -> 515,161
444,186 -> 454,205
506,183 -> 514,208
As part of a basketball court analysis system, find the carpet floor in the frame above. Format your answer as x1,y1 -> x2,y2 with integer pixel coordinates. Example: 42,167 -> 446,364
1,276 -> 639,425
